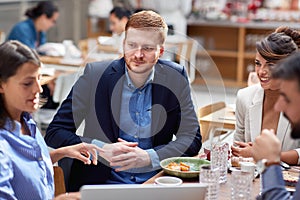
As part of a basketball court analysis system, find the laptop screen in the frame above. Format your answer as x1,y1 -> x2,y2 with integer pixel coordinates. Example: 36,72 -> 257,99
80,184 -> 207,200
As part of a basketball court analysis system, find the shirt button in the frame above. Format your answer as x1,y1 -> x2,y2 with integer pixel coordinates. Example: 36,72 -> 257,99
134,135 -> 138,138
136,112 -> 139,115
38,157 -> 43,161
138,91 -> 142,95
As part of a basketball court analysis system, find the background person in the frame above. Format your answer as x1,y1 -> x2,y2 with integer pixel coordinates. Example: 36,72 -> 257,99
109,7 -> 131,36
252,52 -> 300,199
0,40 -> 103,200
45,10 -> 202,191
7,1 -> 59,49
7,1 -> 60,110
232,26 -> 300,165
107,6 -> 132,52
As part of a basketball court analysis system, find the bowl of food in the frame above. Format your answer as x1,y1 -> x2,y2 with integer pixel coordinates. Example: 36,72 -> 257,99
160,157 -> 210,178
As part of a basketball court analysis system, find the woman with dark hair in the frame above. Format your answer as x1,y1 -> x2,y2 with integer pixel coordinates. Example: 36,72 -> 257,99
231,26 -> 300,165
7,1 -> 59,49
0,41 -> 103,199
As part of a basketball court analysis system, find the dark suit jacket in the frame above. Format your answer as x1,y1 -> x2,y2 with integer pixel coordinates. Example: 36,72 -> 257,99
45,58 -> 202,191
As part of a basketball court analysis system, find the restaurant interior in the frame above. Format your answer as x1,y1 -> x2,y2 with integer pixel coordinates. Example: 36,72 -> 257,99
1,0 -> 300,199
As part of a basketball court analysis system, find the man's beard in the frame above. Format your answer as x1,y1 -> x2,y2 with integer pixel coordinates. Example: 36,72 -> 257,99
284,113 -> 300,139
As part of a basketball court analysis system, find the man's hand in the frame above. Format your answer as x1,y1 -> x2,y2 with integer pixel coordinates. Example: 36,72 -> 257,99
231,141 -> 253,157
109,145 -> 151,172
252,129 -> 281,162
99,138 -> 138,163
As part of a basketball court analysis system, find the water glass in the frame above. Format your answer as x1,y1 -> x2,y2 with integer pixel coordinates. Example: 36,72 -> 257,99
199,164 -> 220,200
211,142 -> 229,183
231,170 -> 252,200
240,162 -> 256,181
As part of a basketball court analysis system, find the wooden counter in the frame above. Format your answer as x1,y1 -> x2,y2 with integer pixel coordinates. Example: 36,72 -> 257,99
187,20 -> 300,87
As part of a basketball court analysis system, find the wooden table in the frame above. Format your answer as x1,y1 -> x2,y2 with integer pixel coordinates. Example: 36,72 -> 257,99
144,171 -> 261,200
39,55 -> 86,86
40,55 -> 92,67
199,107 -> 236,142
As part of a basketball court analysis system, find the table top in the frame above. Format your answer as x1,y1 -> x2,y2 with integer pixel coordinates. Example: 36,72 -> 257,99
40,69 -> 77,85
199,107 -> 236,142
144,171 -> 261,200
40,56 -> 92,67
199,107 -> 236,126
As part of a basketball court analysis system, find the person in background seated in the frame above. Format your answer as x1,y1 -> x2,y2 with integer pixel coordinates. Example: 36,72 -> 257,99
107,6 -> 132,52
45,10 -> 202,191
7,1 -> 59,49
232,26 -> 300,165
0,40 -> 103,200
252,52 -> 300,199
7,1 -> 60,110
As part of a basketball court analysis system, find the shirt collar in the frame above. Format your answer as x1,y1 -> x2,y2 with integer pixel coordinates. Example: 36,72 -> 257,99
124,64 -> 155,90
4,112 -> 36,137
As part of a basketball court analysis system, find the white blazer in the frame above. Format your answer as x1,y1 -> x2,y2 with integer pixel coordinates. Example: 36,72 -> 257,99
234,84 -> 300,163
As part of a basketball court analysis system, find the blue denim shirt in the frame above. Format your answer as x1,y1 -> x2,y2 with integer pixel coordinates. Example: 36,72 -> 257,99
0,113 -> 54,200
257,165 -> 300,200
7,19 -> 46,49
93,65 -> 160,184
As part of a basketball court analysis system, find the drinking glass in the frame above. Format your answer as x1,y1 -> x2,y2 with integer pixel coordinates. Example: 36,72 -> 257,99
211,142 -> 229,183
231,170 -> 252,200
199,164 -> 220,200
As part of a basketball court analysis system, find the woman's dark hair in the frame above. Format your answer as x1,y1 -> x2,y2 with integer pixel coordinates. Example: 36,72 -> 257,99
256,26 -> 300,62
0,40 -> 40,129
25,1 -> 58,19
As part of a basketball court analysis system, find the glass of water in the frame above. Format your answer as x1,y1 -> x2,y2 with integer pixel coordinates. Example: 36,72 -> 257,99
199,164 -> 220,200
211,142 -> 229,183
231,170 -> 253,200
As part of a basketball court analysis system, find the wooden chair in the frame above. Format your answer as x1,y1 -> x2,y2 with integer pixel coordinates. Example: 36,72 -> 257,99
78,38 -> 119,59
78,39 -> 88,56
176,39 -> 197,83
53,166 -> 66,196
0,31 -> 5,44
198,101 -> 226,118
198,101 -> 226,141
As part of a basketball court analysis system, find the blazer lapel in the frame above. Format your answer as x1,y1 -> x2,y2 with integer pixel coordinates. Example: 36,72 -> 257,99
249,87 -> 264,140
276,112 -> 290,142
152,63 -> 167,135
107,59 -> 125,140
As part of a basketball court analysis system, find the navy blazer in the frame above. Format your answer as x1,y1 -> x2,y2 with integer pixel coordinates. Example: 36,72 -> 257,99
45,58 -> 202,191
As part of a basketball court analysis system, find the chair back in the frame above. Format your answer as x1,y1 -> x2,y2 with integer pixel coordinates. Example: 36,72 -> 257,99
0,31 -> 5,44
176,39 -> 197,83
198,101 -> 226,118
198,101 -> 226,142
54,166 -> 66,196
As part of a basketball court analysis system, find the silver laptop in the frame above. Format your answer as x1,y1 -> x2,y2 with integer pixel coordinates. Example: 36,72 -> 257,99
80,184 -> 207,200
